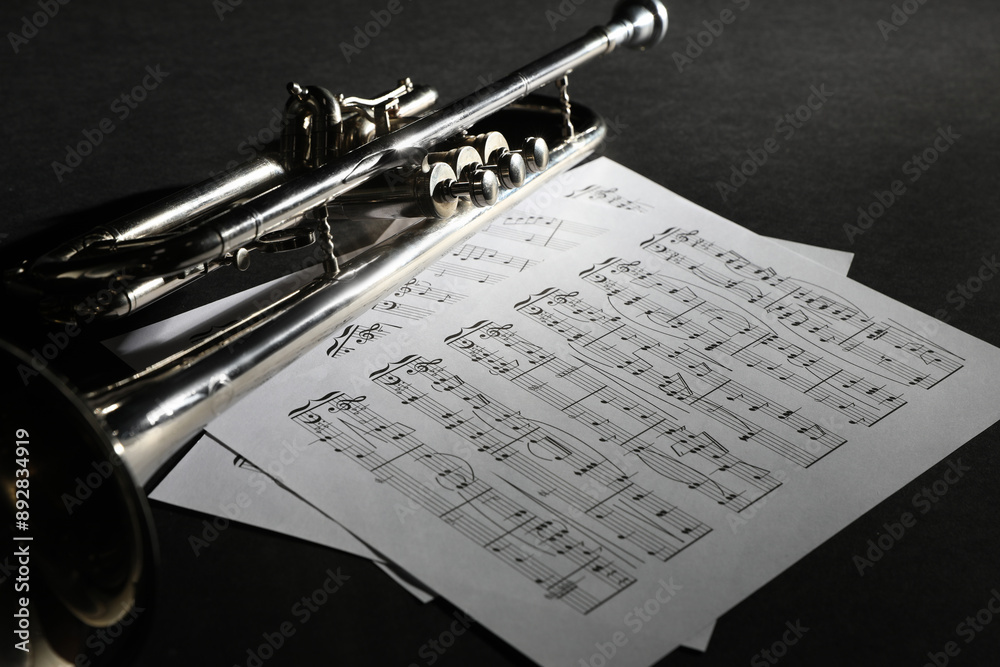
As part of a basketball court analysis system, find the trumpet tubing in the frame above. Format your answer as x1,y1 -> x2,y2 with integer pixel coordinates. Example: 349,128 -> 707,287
0,2 -> 668,664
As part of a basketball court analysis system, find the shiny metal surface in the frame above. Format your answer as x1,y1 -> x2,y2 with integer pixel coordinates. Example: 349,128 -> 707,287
105,101 -> 607,487
0,3 -> 667,664
17,2 -> 666,299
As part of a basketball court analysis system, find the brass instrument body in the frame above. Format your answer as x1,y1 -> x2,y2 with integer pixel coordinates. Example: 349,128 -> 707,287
0,2 -> 668,664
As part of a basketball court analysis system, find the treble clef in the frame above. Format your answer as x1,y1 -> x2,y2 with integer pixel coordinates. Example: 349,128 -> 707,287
482,323 -> 514,339
669,229 -> 699,244
354,323 -> 383,344
331,395 -> 367,413
394,279 -> 416,297
408,358 -> 443,375
549,290 -> 579,305
613,260 -> 641,274
589,186 -> 615,201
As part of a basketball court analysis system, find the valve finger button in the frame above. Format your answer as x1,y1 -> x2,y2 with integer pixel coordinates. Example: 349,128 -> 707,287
481,150 -> 526,189
447,168 -> 499,207
516,136 -> 549,173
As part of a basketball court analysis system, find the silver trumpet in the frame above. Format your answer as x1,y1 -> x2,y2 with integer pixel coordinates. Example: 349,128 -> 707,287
0,2 -> 667,664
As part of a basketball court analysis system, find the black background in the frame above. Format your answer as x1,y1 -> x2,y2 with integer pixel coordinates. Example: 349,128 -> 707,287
1,0 -> 999,665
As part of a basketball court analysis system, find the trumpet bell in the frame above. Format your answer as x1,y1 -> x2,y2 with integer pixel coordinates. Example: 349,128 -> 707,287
2,339 -> 154,666
0,1 -> 668,663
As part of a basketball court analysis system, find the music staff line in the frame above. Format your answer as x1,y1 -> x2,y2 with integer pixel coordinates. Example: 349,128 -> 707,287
481,214 -> 608,252
565,184 -> 653,214
451,243 -> 540,272
368,356 -> 712,562
445,320 -> 783,513
640,229 -> 964,390
513,289 -> 847,468
578,260 -> 907,427
289,391 -> 642,615
326,322 -> 402,359
394,278 -> 467,305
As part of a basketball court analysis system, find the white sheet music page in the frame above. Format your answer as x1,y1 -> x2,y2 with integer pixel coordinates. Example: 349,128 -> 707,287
205,158 -> 1000,667
124,208 -> 849,652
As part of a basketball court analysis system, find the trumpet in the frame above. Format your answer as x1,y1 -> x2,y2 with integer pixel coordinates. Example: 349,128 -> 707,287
0,1 -> 667,664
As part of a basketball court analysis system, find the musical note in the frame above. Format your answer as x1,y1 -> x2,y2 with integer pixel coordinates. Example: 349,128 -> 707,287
566,184 -> 652,213
482,215 -> 606,251
326,322 -> 398,359
431,262 -> 505,286
642,228 -> 966,392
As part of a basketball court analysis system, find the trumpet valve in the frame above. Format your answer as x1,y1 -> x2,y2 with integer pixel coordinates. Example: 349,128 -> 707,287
442,168 -> 499,208
480,150 -> 526,190
427,146 -> 484,182
427,146 -> 500,207
327,161 -> 461,220
514,136 -> 550,173
457,130 -> 537,189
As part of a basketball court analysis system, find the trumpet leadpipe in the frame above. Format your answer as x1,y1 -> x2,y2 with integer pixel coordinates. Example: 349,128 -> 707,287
58,0 -> 667,283
0,3 -> 668,662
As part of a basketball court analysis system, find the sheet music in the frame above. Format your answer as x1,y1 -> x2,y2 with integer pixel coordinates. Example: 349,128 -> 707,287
106,234 -> 850,375
107,207 -> 619,371
149,433 -> 436,602
147,159 -> 1000,667
200,158 -> 1000,666
124,204 -> 849,655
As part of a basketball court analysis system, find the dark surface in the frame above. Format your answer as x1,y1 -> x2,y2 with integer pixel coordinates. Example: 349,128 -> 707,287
1,0 -> 998,665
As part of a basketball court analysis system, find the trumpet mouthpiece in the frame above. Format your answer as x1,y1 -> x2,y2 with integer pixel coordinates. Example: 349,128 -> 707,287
611,0 -> 669,50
